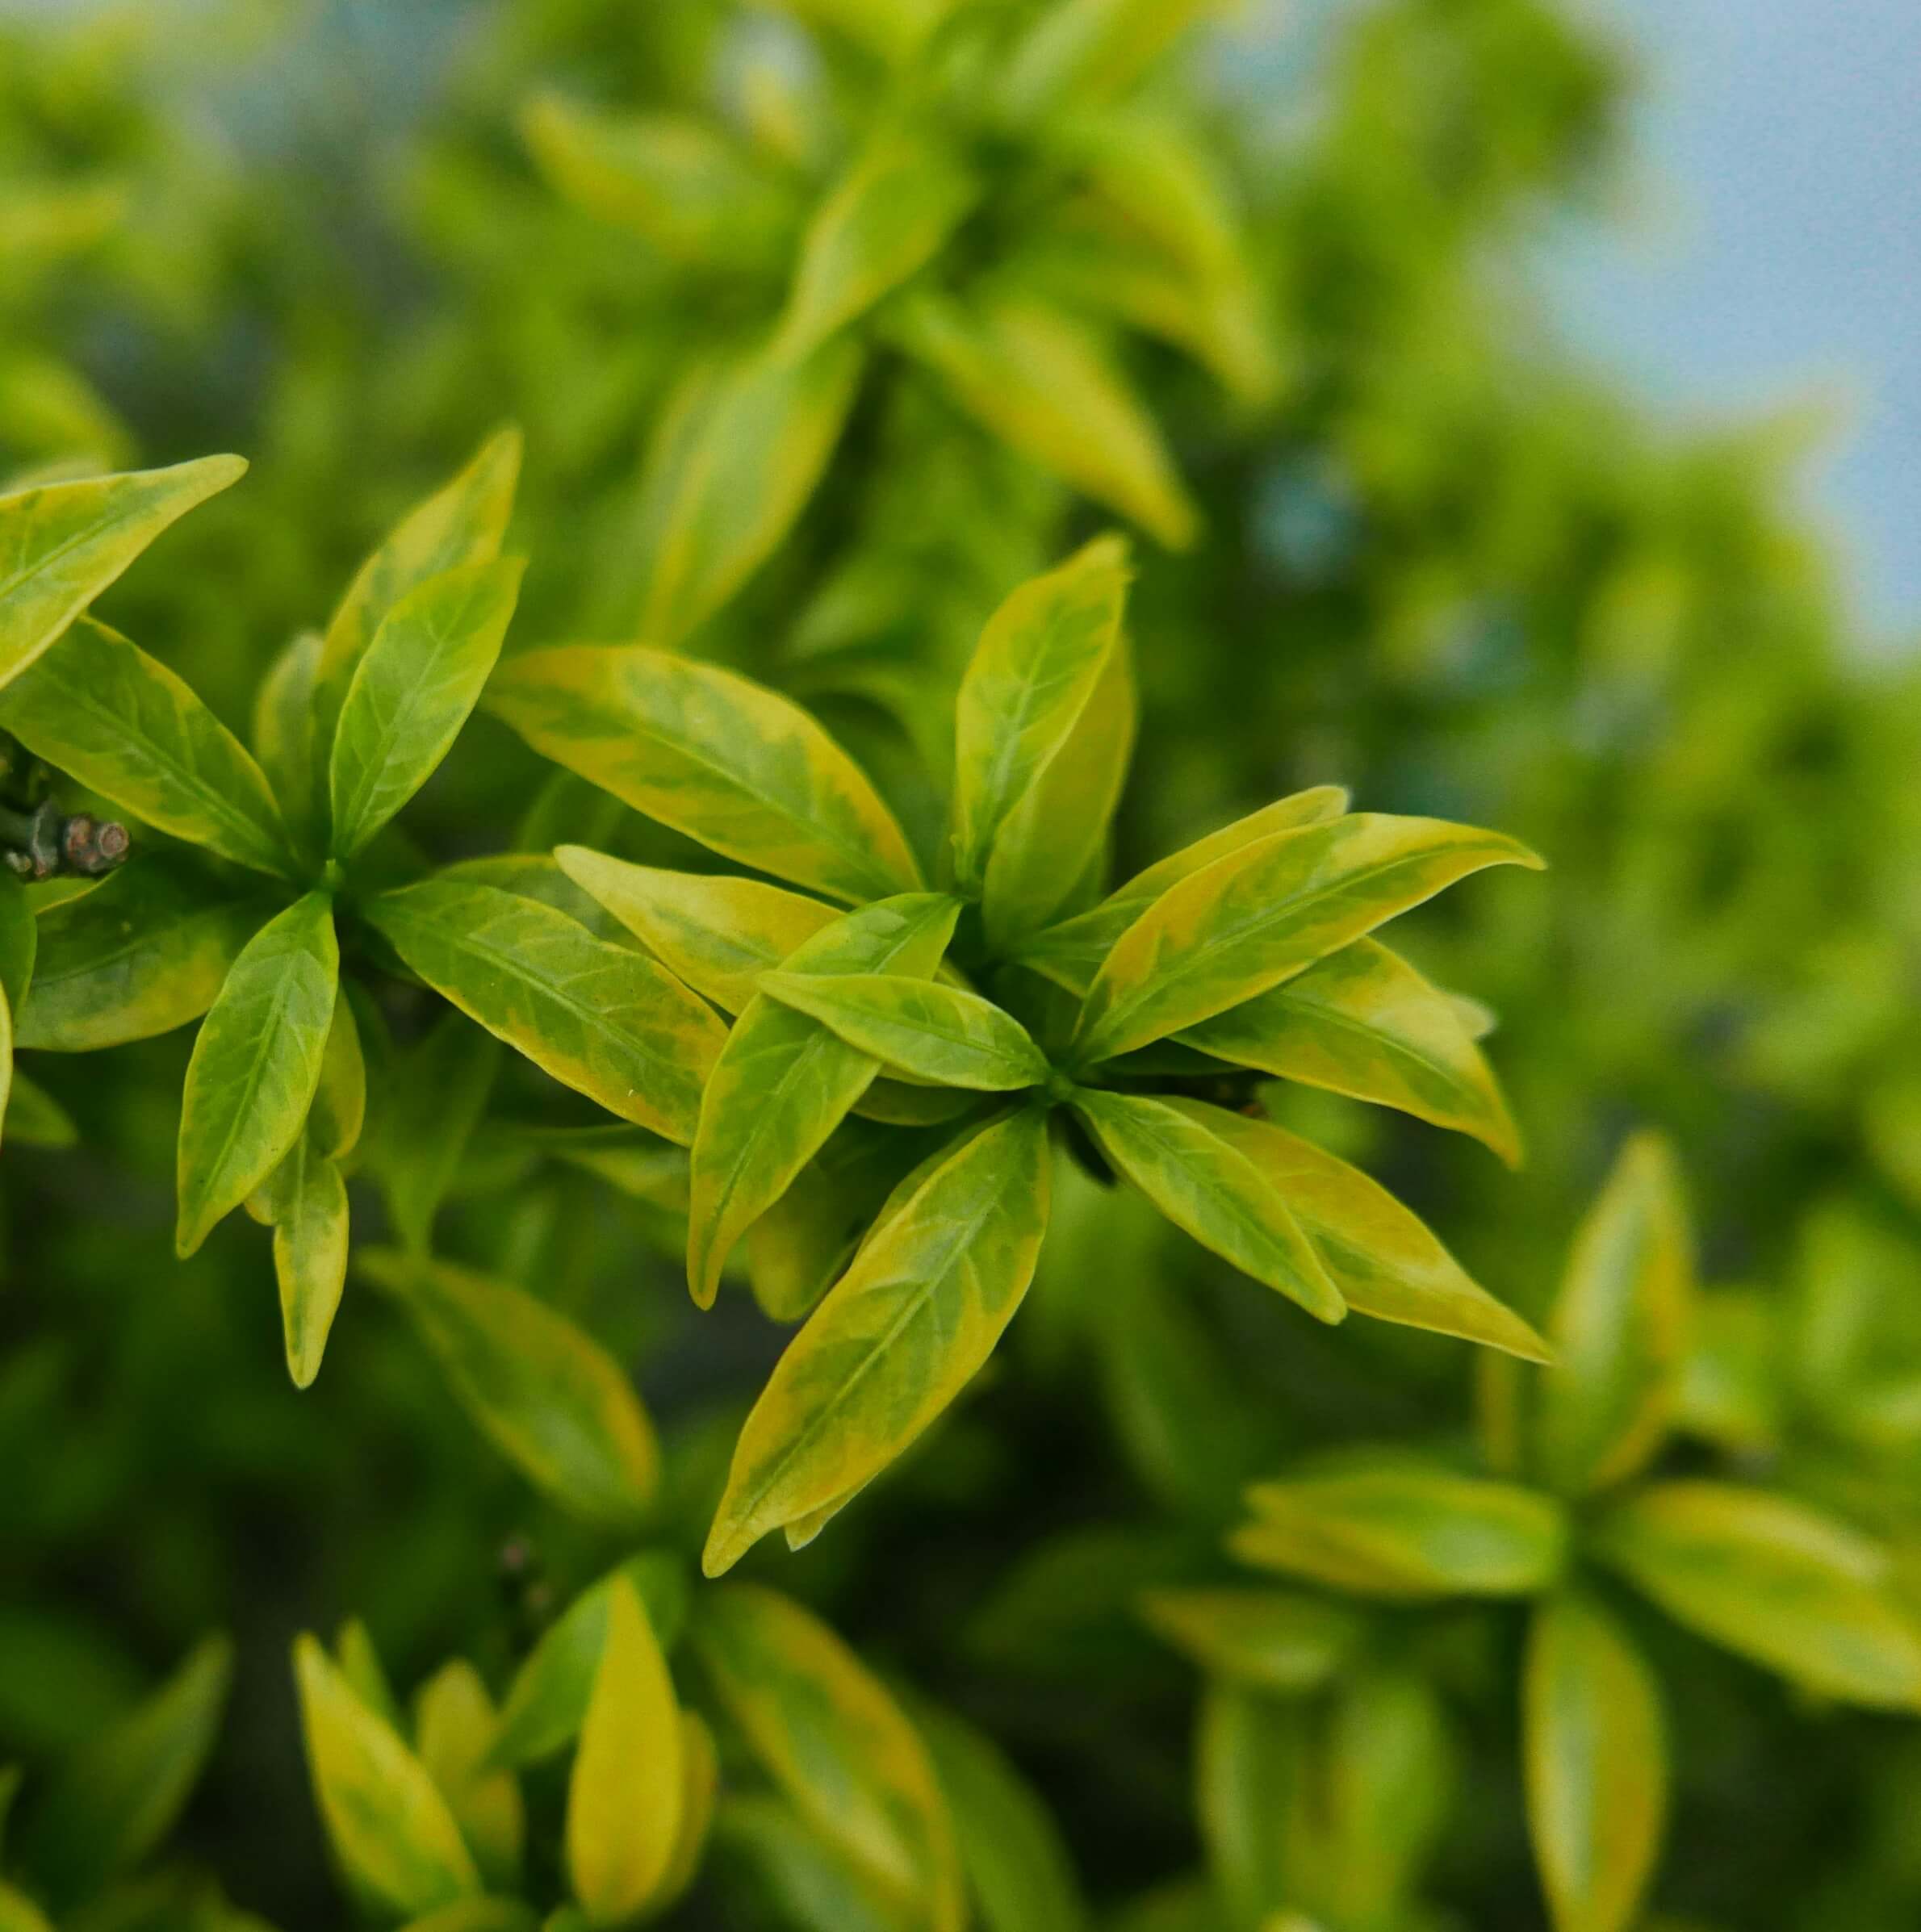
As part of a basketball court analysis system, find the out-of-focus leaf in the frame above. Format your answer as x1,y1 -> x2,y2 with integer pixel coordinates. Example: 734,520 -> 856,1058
397,1904 -> 538,1932
1594,1482 -> 1921,1709
490,645 -> 919,902
1001,0 -> 1230,117
1536,1131 -> 1693,1494
371,1014 -> 500,1252
0,455 -> 245,688
1196,1683 -> 1298,1931
414,1662 -> 524,1892
365,879 -> 725,1142
1524,1591 -> 1668,1932
337,1620 -> 404,1735
1139,1587 -> 1362,1695
359,1248 -> 658,1528
2,1070 -> 74,1148
0,617 -> 294,877
655,1708 -> 718,1908
251,629 -> 322,841
712,1796 -> 908,1932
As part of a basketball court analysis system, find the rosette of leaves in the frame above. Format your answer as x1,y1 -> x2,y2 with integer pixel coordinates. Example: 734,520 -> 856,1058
521,0 -> 1281,651
1196,1133 -> 1921,1932
488,530 -> 1546,1575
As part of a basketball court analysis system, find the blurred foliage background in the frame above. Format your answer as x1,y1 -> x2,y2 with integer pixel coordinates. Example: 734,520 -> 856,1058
6,1 -> 1921,1928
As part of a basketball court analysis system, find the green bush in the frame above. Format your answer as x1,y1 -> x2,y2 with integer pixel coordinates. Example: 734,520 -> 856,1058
4,2 -> 1920,1930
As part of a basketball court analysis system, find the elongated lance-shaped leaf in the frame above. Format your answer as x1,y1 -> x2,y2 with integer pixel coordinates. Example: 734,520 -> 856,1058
1011,786 -> 1350,993
313,428 -> 521,816
1072,813 -> 1543,1064
555,848 -> 837,1012
292,1635 -> 481,1919
414,1662 -> 524,1892
329,557 -> 525,859
1232,1461 -> 1568,1600
1140,1586 -> 1363,1696
359,1248 -> 659,1527
779,127 -> 977,358
0,885 -> 31,1149
3,1067 -> 73,1148
888,290 -> 1198,547
691,1585 -> 965,1929
1592,1481 -> 1921,1709
705,1106 -> 1051,1574
686,893 -> 959,1308
1181,937 -> 1522,1165
1524,1591 -> 1668,1932
566,1581 -> 682,1925
252,628 -> 323,843
1536,1131 -> 1693,1494
1161,1102 -> 1550,1360
0,454 -> 245,688
489,644 -> 921,903
1068,1090 -> 1344,1324
709,1796 -> 906,1932
1000,0 -> 1229,117
256,1131 -> 349,1389
653,1709 -> 719,1912
948,533 -> 1129,896
1195,1682 -> 1300,1929
176,893 -> 338,1258
760,972 -> 1053,1091
374,1013 -> 500,1252
0,616 -> 294,876
365,879 -> 726,1144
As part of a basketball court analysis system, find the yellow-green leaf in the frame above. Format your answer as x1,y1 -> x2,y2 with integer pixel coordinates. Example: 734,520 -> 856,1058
949,533 -> 1129,896
257,1133 -> 349,1390
686,893 -> 959,1307
415,1662 -> 525,1892
3,1068 -> 75,1148
1159,1103 -> 1550,1360
371,1014 -> 500,1252
1011,787 -> 1350,994
0,454 -> 245,688
710,1796 -> 908,1932
1181,938 -> 1521,1165
489,645 -> 920,903
652,1710 -> 718,1911
329,557 -> 525,859
1524,1591 -> 1668,1932
760,972 -> 1053,1091
294,1634 -> 481,1917
0,1884 -> 54,1932
359,1248 -> 659,1527
398,1905 -> 539,1932
1593,1481 -> 1921,1709
1195,1683 -> 1298,1931
1068,1090 -> 1344,1323
889,290 -> 1197,546
1233,1461 -> 1567,1600
705,1107 -> 1051,1574
364,879 -> 725,1143
1072,813 -> 1543,1064
692,1585 -> 963,1929
1001,0 -> 1230,117
554,849 -> 837,1012
176,893 -> 338,1258
0,617 -> 294,877
1138,1587 -> 1362,1696
252,629 -> 323,845
1536,1131 -> 1693,1494
566,1580 -> 683,1925
780,128 -> 977,358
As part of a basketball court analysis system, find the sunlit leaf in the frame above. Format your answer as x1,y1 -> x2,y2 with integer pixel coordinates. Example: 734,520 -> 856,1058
653,1709 -> 718,1911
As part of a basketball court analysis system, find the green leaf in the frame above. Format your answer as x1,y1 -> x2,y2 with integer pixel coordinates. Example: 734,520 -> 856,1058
705,1107 -> 1051,1574
15,1635 -> 232,1909
365,879 -> 726,1143
1195,1683 -> 1298,1931
686,893 -> 960,1307
414,1662 -> 524,1892
913,1700 -> 1090,1932
329,557 -> 525,859
1536,1131 -> 1693,1494
252,629 -> 323,844
0,1884 -> 53,1932
313,429 -> 521,813
0,617 -> 294,877
1525,1591 -> 1668,1932
1072,813 -> 1543,1064
398,1905 -> 539,1932
654,1709 -> 719,1913
489,645 -> 921,903
889,290 -> 1197,547
1593,1481 -> 1921,1709
337,1620 -> 405,1735
292,1634 -> 481,1919
779,128 -> 977,358
566,1581 -> 682,1925
17,854 -> 269,1052
1181,938 -> 1521,1165
489,1554 -> 689,1771
371,1014 -> 499,1252
175,893 -> 338,1258
2,1070 -> 76,1148
1138,1587 -> 1362,1696
710,1796 -> 909,1932
1001,0 -> 1229,117
982,633 -> 1136,947
1067,1091 -> 1344,1324
554,849 -> 837,1012
691,1585 -> 963,1930
1153,1103 -> 1550,1360
257,1133 -> 349,1390
1011,788 -> 1350,994
948,533 -> 1130,896
0,454 -> 245,688
359,1247 -> 659,1528
1233,1461 -> 1568,1600
0,881 -> 35,1016
760,972 -> 1053,1091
